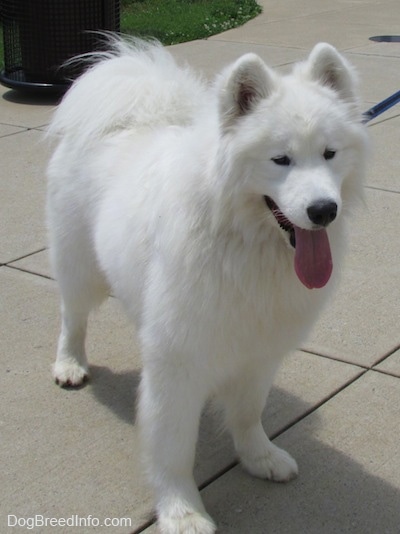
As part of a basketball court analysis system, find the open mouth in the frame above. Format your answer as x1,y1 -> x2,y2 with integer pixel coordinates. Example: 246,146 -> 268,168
264,196 -> 296,247
263,195 -> 333,290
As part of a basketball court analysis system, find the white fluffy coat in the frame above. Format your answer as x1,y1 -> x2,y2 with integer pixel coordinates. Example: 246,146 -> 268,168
47,38 -> 368,533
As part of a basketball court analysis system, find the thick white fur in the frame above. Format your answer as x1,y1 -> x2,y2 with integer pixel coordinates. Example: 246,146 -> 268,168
47,38 -> 368,533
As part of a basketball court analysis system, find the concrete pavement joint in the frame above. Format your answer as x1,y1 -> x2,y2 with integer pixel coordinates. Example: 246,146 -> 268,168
5,247 -> 47,265
300,349 -> 370,370
370,342 -> 400,369
4,263 -> 54,282
131,516 -> 157,534
367,113 -> 400,127
364,185 -> 400,195
0,128 -> 31,139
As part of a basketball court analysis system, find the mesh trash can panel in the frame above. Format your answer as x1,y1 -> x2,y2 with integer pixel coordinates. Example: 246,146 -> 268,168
0,0 -> 120,93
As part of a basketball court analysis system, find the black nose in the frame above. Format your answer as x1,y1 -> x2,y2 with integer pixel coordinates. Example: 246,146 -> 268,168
307,200 -> 337,227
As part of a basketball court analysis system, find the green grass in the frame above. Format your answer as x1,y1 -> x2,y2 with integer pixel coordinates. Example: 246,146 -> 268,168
120,0 -> 262,45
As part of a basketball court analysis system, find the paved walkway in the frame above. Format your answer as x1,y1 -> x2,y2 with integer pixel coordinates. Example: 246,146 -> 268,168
1,0 -> 399,532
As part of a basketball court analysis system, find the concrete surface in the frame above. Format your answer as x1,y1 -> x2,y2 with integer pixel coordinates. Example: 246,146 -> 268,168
1,0 -> 399,532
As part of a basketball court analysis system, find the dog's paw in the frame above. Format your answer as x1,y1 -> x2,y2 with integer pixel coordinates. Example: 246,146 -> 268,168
53,359 -> 89,387
241,441 -> 298,482
159,512 -> 216,534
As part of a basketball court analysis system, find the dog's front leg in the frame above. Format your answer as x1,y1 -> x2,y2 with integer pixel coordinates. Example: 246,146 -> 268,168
138,359 -> 216,534
218,358 -> 298,483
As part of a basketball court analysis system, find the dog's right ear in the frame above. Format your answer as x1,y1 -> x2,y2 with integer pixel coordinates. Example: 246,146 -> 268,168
218,54 -> 277,131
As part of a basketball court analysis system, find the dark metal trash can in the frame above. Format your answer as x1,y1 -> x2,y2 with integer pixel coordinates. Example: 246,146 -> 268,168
0,0 -> 120,93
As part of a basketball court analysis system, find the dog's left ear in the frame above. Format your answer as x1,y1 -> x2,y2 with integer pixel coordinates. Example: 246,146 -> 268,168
218,54 -> 277,131
305,43 -> 358,102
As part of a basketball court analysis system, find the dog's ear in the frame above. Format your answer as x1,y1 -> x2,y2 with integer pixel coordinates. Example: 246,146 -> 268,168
218,54 -> 277,130
305,43 -> 358,102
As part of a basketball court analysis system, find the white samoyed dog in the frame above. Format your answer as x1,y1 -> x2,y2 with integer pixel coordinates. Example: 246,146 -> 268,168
47,37 -> 368,533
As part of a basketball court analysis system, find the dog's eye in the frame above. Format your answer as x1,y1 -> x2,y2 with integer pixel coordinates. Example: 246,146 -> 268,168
271,155 -> 291,166
323,149 -> 336,161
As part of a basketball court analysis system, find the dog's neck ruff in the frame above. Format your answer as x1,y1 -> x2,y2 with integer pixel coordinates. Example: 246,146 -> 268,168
264,196 -> 333,289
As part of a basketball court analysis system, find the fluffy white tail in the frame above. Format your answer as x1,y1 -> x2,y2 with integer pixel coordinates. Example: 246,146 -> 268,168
47,36 -> 206,145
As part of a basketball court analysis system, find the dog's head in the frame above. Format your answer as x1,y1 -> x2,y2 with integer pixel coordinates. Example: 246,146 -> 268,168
216,43 -> 369,289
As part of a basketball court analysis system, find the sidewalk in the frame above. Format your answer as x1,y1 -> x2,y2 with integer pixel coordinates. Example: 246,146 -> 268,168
1,0 -> 399,532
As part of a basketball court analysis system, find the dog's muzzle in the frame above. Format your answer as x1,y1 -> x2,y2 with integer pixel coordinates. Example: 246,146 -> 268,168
263,195 -> 334,289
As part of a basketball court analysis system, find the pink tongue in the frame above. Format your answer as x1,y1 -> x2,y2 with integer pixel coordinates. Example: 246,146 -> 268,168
294,226 -> 332,289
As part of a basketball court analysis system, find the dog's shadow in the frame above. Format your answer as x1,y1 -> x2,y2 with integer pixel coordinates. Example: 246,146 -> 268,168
88,364 -> 141,425
83,363 -> 400,534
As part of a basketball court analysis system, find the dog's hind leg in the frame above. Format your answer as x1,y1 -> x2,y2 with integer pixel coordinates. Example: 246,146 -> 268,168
53,298 -> 91,387
138,357 -> 216,534
49,225 -> 108,387
217,359 -> 298,482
